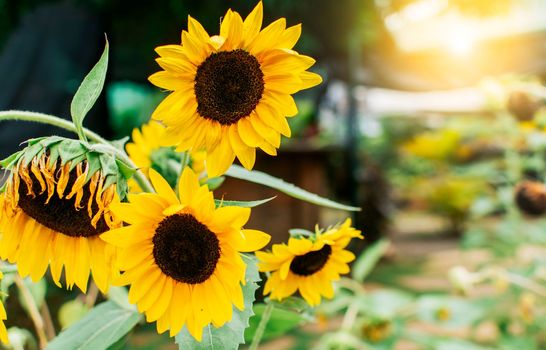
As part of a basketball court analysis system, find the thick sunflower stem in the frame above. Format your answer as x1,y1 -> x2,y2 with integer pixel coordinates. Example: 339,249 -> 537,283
249,301 -> 274,350
14,275 -> 50,349
0,110 -> 154,193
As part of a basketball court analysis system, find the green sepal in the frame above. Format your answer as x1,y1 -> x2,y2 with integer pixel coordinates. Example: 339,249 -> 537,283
0,151 -> 23,169
85,152 -> 102,182
116,173 -> 129,201
288,228 -> 315,239
111,137 -> 130,151
58,139 -> 88,166
115,159 -> 136,180
0,182 -> 7,194
68,154 -> 87,172
21,143 -> 46,167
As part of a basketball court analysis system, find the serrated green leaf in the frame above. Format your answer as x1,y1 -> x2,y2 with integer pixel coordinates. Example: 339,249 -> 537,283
115,159 -> 136,180
175,255 -> 260,349
352,239 -> 390,282
214,197 -> 275,208
71,39 -> 109,142
225,165 -> 360,212
45,301 -> 141,350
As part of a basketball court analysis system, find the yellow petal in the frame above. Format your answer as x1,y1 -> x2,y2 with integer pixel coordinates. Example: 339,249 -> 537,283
242,1 -> 263,46
206,133 -> 236,177
239,229 -> 271,252
149,169 -> 179,204
229,125 -> 256,170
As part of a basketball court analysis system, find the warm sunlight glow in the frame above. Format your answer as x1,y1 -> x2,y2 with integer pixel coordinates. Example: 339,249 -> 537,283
445,29 -> 475,57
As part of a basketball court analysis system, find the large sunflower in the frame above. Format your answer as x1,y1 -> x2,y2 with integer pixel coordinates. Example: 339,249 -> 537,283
101,167 -> 270,340
149,1 -> 322,176
257,219 -> 362,306
0,152 -> 120,293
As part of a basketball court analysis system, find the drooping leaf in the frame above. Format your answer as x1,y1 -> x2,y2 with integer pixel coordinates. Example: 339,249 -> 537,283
225,165 -> 360,212
214,197 -> 276,208
352,239 -> 390,283
45,301 -> 141,350
0,151 -> 23,169
70,39 -> 109,142
175,255 -> 260,349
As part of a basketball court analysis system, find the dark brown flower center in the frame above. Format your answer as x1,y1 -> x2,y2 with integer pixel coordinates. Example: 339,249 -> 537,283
515,181 -> 546,216
152,213 -> 220,284
17,165 -> 109,237
194,49 -> 264,125
290,244 -> 332,276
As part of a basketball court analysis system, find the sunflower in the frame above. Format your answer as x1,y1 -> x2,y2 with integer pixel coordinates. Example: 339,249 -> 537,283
101,167 -> 270,340
149,1 -> 322,176
0,151 -> 121,293
257,219 -> 362,306
0,272 -> 7,344
126,120 -> 207,191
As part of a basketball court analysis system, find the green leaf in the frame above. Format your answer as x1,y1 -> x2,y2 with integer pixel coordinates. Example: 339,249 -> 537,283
214,197 -> 276,208
288,228 -> 314,238
106,287 -> 135,311
70,39 -> 109,142
225,165 -> 360,212
244,304 -> 305,343
352,239 -> 390,282
45,301 -> 141,350
21,143 -> 45,166
175,255 -> 260,349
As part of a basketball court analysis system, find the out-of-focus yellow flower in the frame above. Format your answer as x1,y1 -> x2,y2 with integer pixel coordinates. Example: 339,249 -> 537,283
402,129 -> 461,161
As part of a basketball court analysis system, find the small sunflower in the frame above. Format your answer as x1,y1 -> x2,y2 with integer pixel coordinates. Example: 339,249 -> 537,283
126,120 -> 206,191
101,167 -> 270,340
0,272 -> 7,344
0,138 -> 129,293
257,219 -> 362,306
149,1 -> 322,176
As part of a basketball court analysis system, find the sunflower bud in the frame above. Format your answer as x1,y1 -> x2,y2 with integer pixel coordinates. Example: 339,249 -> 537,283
0,136 -> 135,292
514,181 -> 546,216
507,91 -> 541,122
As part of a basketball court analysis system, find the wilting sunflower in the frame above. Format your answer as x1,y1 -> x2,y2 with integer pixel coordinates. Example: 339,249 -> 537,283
257,219 -> 362,306
149,1 -> 322,176
0,138 -> 129,293
126,120 -> 206,191
0,272 -> 7,344
101,167 -> 270,340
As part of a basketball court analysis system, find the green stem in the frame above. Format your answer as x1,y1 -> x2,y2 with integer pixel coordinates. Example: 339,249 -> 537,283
0,110 -> 154,193
249,302 -> 274,350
